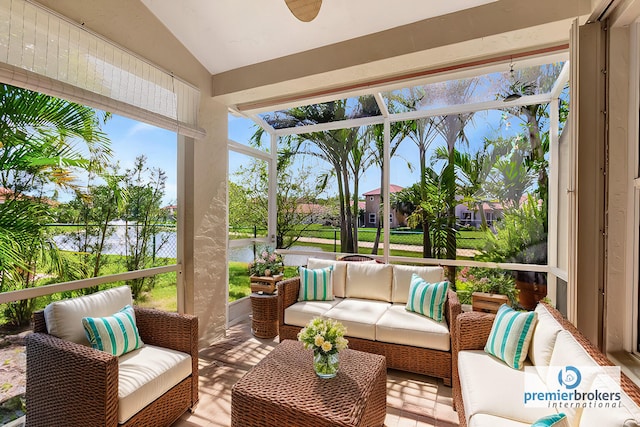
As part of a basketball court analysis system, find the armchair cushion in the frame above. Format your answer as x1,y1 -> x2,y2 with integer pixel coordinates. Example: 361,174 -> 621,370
44,285 -> 133,346
118,344 -> 192,424
405,274 -> 449,322
82,304 -> 143,356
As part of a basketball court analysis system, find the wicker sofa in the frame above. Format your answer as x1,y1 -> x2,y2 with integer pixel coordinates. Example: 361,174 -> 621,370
452,302 -> 640,427
277,258 -> 461,385
25,286 -> 199,427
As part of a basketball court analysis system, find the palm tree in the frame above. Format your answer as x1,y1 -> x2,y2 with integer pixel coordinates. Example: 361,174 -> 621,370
0,84 -> 110,324
434,144 -> 495,231
256,98 -> 377,253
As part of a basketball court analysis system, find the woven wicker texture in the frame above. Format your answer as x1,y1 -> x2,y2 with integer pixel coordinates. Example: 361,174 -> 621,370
451,303 -> 640,427
250,293 -> 279,338
231,340 -> 386,427
277,277 -> 460,385
27,306 -> 198,427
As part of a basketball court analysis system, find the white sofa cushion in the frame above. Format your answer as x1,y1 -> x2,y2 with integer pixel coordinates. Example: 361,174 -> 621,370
469,413 -> 532,427
323,298 -> 390,340
307,258 -> 348,298
392,264 -> 444,303
458,350 -> 559,424
546,331 -> 601,425
376,304 -> 450,351
284,299 -> 342,327
44,286 -> 133,346
579,376 -> 640,427
345,262 -> 393,302
528,304 -> 563,367
118,344 -> 192,424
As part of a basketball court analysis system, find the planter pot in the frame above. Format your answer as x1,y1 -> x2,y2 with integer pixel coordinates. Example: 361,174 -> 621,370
249,274 -> 283,294
515,271 -> 547,311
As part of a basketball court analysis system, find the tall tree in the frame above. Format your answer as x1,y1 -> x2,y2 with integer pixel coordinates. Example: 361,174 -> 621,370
256,98 -> 378,253
0,84 -> 110,324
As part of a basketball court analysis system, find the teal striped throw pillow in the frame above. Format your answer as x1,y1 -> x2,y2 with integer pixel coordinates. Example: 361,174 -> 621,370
298,266 -> 334,301
531,413 -> 568,427
484,304 -> 537,369
82,305 -> 143,356
405,274 -> 449,322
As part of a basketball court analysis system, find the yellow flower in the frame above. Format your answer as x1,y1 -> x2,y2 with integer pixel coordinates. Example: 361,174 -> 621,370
321,341 -> 333,352
314,335 -> 325,347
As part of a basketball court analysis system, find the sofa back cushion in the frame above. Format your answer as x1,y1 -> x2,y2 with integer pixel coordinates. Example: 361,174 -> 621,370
345,262 -> 393,302
44,285 -> 133,346
392,264 -> 444,303
307,258 -> 347,297
547,330 -> 600,425
528,303 -> 563,366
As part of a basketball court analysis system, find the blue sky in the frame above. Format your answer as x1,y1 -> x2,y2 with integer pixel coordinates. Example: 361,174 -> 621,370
60,114 -> 178,206
228,108 -> 524,197
92,106 -> 526,207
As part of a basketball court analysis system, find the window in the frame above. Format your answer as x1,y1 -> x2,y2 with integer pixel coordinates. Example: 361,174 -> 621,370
369,196 -> 374,201
369,213 -> 376,224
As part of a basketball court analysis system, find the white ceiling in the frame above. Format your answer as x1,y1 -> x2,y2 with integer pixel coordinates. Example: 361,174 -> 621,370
140,0 -> 498,75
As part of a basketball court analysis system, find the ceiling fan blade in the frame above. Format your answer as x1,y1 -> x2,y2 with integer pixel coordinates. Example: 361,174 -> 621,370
285,0 -> 322,22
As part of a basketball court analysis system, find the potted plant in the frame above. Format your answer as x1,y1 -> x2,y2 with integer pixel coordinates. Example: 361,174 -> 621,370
482,195 -> 547,310
248,247 -> 284,294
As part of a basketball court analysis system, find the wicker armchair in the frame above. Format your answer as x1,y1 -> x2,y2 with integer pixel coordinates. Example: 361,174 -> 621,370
26,305 -> 198,427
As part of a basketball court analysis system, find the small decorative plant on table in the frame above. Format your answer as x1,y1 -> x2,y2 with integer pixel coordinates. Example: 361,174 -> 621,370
298,317 -> 348,379
248,247 -> 284,294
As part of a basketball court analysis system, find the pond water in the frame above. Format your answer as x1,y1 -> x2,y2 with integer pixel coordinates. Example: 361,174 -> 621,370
229,245 -> 324,266
55,229 -> 324,267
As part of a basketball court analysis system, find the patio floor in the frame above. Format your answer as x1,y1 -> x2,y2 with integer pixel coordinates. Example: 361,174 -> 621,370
173,320 -> 459,427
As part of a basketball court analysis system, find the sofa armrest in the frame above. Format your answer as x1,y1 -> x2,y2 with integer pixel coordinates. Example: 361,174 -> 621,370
26,332 -> 120,426
456,311 -> 495,351
277,277 -> 300,327
445,289 -> 462,341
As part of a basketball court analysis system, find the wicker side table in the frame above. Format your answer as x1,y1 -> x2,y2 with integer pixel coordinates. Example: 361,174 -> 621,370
250,292 -> 279,338
231,340 -> 387,427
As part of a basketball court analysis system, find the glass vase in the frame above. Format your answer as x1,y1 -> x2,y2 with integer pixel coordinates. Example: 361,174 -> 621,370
313,350 -> 339,378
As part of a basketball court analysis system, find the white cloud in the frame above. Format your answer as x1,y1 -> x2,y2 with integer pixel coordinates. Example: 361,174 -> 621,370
125,122 -> 157,138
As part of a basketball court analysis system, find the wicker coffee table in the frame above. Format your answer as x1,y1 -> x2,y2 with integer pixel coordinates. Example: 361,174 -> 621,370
231,340 -> 387,427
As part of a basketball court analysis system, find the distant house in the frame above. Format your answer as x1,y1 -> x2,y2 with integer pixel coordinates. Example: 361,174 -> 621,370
362,185 -> 406,228
455,201 -> 504,228
162,204 -> 177,219
294,202 -> 334,225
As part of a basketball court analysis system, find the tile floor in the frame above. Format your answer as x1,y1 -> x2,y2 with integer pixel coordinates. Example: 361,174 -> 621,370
173,321 -> 459,427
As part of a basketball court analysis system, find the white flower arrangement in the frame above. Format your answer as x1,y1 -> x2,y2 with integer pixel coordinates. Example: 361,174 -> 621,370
297,317 -> 348,356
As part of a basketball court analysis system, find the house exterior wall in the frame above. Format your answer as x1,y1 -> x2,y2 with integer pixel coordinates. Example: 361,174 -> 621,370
364,194 -> 403,228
